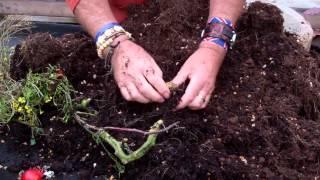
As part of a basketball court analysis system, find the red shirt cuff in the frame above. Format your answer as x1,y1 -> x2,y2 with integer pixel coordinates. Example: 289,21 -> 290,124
65,0 -> 80,12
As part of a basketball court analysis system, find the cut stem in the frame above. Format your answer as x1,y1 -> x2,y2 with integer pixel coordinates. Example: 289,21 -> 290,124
97,120 -> 163,164
74,113 -> 168,164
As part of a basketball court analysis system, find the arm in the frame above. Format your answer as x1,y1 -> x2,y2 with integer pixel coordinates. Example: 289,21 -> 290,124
74,0 -> 117,37
73,0 -> 170,103
172,0 -> 245,110
208,0 -> 244,24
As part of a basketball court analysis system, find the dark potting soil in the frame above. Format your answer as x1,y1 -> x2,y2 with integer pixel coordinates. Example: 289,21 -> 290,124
4,1 -> 320,179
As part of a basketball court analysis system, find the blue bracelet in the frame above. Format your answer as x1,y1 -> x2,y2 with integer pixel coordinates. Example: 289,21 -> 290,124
205,17 -> 234,49
208,17 -> 233,27
95,22 -> 120,43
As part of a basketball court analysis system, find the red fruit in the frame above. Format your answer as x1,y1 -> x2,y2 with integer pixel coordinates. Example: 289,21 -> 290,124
20,168 -> 43,180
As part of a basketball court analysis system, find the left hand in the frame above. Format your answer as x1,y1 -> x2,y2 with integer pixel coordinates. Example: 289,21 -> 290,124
170,42 -> 226,110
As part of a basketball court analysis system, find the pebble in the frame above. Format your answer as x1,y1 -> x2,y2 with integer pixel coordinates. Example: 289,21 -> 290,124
251,114 -> 256,122
239,156 -> 248,165
81,80 -> 87,85
44,171 -> 55,178
80,153 -> 90,162
50,116 -> 56,121
0,140 -> 5,143
0,165 -> 7,170
310,82 -> 313,88
93,74 -> 97,79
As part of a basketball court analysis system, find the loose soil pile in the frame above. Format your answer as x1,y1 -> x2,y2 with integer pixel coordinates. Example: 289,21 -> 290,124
2,1 -> 320,179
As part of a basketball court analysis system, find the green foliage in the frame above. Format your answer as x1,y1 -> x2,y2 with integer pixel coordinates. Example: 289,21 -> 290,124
0,79 -> 20,123
0,66 -> 75,127
0,16 -> 31,77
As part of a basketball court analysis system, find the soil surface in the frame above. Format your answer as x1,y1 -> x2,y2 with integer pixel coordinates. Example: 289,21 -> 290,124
3,1 -> 320,179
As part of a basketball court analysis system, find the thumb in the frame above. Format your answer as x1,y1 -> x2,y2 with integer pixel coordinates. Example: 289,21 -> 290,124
170,68 -> 189,87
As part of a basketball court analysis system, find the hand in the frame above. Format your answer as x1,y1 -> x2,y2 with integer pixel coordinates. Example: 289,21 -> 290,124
110,38 -> 170,103
171,42 -> 226,110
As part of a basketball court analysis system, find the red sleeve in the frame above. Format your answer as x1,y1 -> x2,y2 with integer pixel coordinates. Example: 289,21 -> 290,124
65,0 -> 80,12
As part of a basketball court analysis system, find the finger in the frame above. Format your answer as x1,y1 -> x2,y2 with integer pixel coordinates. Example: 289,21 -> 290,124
126,82 -> 150,104
119,86 -> 132,101
136,75 -> 165,103
200,93 -> 212,109
188,90 -> 209,110
143,68 -> 170,99
176,76 -> 203,109
151,61 -> 164,77
170,68 -> 189,87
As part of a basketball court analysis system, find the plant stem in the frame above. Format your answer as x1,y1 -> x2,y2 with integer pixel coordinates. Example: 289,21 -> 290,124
98,120 -> 162,164
75,113 -> 179,136
75,113 -> 167,164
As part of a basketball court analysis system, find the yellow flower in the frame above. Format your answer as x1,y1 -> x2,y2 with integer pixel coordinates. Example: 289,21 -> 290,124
12,101 -> 19,110
24,105 -> 32,114
18,97 -> 26,104
24,105 -> 30,110
17,107 -> 23,113
26,108 -> 32,114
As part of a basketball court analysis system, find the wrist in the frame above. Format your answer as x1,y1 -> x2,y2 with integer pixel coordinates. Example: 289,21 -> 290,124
102,34 -> 131,58
200,17 -> 237,50
95,22 -> 132,60
199,41 -> 227,54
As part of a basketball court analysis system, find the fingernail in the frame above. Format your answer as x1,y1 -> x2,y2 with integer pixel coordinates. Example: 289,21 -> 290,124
158,97 -> 165,103
164,92 -> 170,99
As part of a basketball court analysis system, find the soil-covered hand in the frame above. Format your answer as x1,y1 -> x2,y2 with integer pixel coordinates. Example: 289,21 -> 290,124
171,42 -> 226,110
111,39 -> 170,103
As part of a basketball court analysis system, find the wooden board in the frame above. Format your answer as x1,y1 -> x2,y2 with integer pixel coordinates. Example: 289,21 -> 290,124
0,0 -> 73,17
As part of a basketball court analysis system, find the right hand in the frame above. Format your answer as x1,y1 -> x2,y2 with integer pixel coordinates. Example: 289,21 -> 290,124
110,38 -> 170,103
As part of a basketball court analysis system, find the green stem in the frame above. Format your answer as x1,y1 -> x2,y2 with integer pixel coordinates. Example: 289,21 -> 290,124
98,120 -> 163,164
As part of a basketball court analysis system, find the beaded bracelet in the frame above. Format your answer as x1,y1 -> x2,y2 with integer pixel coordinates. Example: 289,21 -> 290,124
95,23 -> 132,59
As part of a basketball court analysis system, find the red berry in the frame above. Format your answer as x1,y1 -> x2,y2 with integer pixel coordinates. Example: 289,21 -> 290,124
20,168 -> 43,180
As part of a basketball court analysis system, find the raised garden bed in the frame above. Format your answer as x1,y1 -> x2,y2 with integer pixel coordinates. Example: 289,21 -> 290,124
1,0 -> 320,179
